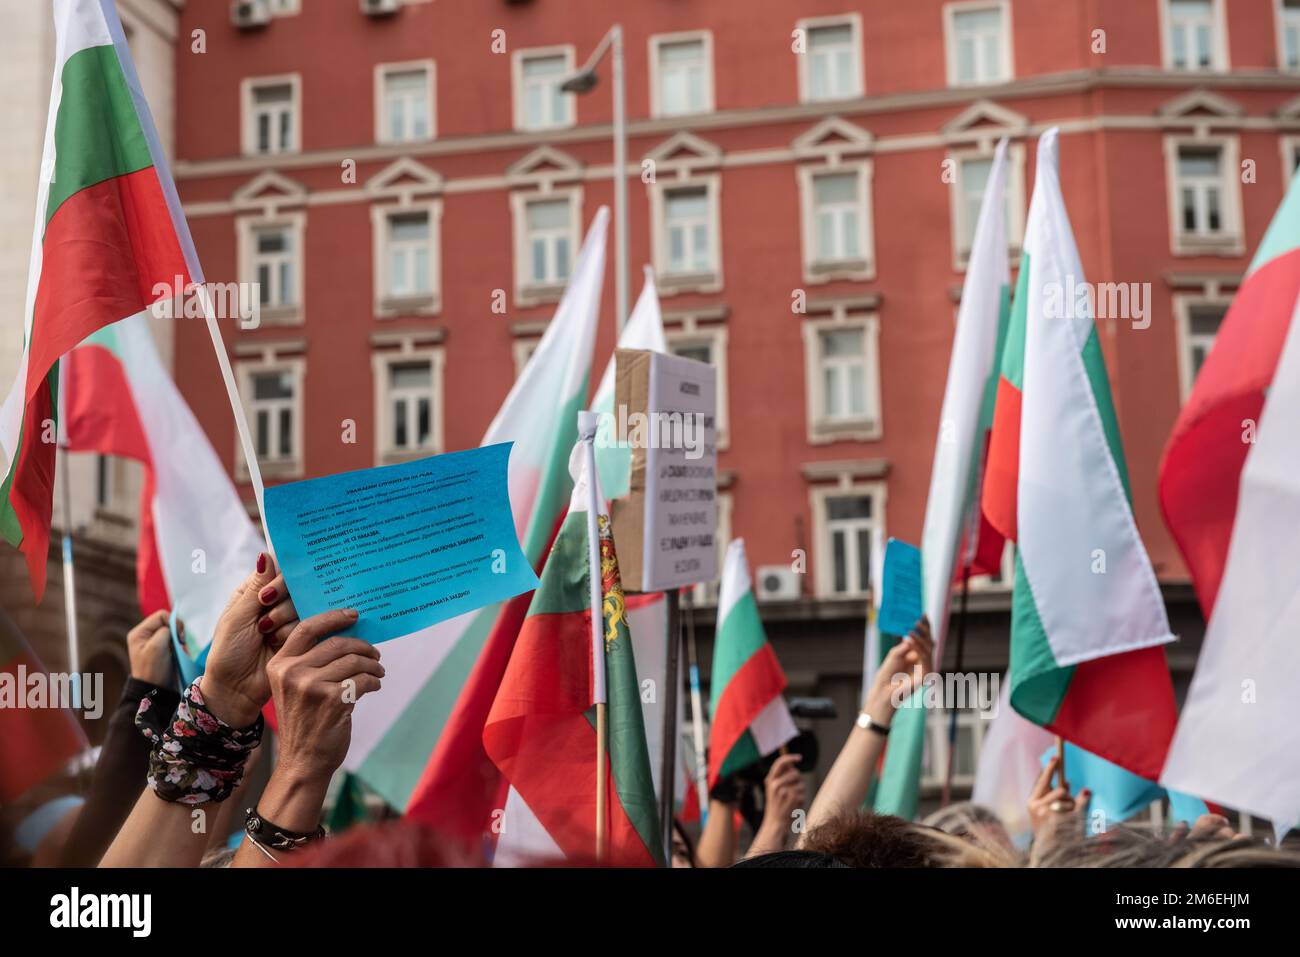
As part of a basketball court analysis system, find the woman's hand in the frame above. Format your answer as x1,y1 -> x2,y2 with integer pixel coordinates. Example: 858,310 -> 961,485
1027,754 -> 1090,863
201,552 -> 299,727
126,609 -> 174,687
862,615 -> 934,728
266,609 -> 384,786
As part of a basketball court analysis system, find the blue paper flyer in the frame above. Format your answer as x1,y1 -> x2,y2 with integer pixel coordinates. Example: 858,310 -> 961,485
263,442 -> 539,644
877,538 -> 924,638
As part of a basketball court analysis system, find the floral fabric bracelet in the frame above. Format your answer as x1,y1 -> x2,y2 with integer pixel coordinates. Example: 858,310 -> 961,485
136,678 -> 263,805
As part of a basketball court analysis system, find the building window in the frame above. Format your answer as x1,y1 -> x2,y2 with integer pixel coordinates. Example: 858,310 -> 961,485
799,165 -> 873,280
373,347 -> 443,462
945,2 -> 1012,86
513,338 -> 541,379
948,146 -> 1026,267
1166,137 -> 1241,255
253,226 -> 296,309
667,326 -> 729,448
1163,0 -> 1226,71
812,487 -> 881,598
921,709 -> 988,789
513,48 -> 575,132
243,76 -> 299,156
1175,298 -> 1229,400
238,213 -> 305,325
664,187 -> 712,276
1281,0 -> 1300,71
798,16 -> 863,102
95,455 -> 114,509
236,359 -> 305,480
803,312 -> 882,443
526,198 -> 571,285
512,190 -> 581,304
376,62 -> 434,144
372,202 -> 441,316
650,33 -> 713,117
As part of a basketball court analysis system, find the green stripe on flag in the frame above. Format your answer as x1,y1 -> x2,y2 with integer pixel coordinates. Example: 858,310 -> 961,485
46,44 -> 153,227
526,513 -> 595,616
708,590 -> 767,715
997,254 -> 1032,389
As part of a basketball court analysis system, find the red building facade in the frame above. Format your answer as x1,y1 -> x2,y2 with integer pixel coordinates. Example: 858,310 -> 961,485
168,0 -> 1300,792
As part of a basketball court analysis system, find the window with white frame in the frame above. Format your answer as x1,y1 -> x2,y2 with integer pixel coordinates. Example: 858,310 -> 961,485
811,172 -> 863,264
1282,0 -> 1300,71
384,211 -> 433,299
801,19 -> 862,101
523,197 -> 572,286
946,2 -> 1011,86
250,369 -> 297,464
515,50 -> 573,131
820,490 -> 878,597
378,64 -> 433,143
663,186 -> 714,277
952,152 -> 1021,262
1164,0 -> 1224,71
244,79 -> 298,156
1176,145 -> 1225,238
668,328 -> 729,446
1176,299 -> 1228,399
513,338 -> 541,379
803,313 -> 882,442
921,708 -> 988,788
252,224 -> 297,310
652,34 -> 712,117
820,327 -> 869,422
384,360 -> 436,454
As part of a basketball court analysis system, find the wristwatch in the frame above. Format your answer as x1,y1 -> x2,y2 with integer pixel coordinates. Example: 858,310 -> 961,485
856,711 -> 890,736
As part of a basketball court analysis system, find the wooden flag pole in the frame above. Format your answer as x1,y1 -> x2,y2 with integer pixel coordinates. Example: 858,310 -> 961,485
940,564 -> 973,807
1056,736 -> 1069,793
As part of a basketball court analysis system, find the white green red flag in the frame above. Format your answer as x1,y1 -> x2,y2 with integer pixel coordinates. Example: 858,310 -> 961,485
874,139 -> 1012,818
376,209 -> 609,839
981,128 -> 1176,780
0,0 -> 192,599
1159,174 -> 1300,830
63,315 -> 262,658
484,444 -> 662,866
708,538 -> 796,788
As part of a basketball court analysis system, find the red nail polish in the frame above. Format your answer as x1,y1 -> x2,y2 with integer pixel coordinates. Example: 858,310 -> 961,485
256,553 -> 267,574
258,616 -> 274,633
259,586 -> 278,604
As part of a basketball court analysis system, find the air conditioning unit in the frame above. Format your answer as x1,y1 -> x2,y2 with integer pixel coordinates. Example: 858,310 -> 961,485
361,0 -> 402,16
230,0 -> 272,29
755,565 -> 801,602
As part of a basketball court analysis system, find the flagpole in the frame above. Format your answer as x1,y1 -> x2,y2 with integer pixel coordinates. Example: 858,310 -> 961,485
578,411 -> 608,862
56,446 -> 81,713
683,587 -> 710,823
940,563 -> 972,807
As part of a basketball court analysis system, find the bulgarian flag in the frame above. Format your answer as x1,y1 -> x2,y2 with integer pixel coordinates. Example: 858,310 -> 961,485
0,609 -> 87,803
1159,173 -> 1300,830
484,444 -> 663,866
874,139 -> 1012,818
981,128 -> 1177,781
708,538 -> 796,789
62,315 -> 262,659
378,209 -> 609,838
0,0 -> 192,600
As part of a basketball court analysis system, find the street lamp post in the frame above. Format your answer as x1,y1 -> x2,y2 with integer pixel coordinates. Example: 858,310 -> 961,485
561,25 -> 628,331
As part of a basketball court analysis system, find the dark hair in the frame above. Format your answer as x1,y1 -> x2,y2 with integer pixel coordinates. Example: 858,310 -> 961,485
732,850 -> 848,868
800,811 -> 952,868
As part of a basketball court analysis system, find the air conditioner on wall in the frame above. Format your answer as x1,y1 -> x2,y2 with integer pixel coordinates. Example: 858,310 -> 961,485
755,565 -> 800,602
231,0 -> 271,29
361,0 -> 403,17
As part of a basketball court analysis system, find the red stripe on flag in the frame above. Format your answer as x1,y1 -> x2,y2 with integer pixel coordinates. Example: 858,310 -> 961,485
1158,249 -> 1300,616
63,344 -> 168,615
0,651 -> 86,803
707,641 -> 787,788
11,375 -> 56,601
1048,645 -> 1177,782
981,376 -> 1021,543
27,167 -> 189,409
